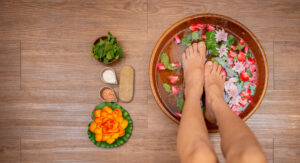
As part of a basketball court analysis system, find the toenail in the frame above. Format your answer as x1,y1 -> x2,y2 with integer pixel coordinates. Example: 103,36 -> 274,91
207,61 -> 212,65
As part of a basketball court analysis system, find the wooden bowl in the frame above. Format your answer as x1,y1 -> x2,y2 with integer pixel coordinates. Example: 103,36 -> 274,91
92,36 -> 120,65
148,13 -> 268,132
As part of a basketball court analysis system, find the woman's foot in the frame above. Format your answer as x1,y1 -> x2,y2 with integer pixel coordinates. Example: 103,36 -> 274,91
182,42 -> 206,99
204,61 -> 226,123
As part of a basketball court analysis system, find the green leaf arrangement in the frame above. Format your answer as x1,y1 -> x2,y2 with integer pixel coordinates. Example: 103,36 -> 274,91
87,102 -> 133,148
91,32 -> 123,63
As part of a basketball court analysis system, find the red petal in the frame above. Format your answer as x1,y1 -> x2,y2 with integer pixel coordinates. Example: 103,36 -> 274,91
189,24 -> 198,31
237,51 -> 246,62
171,62 -> 180,68
250,65 -> 256,72
231,45 -> 236,50
229,51 -> 237,58
157,63 -> 166,70
240,72 -> 249,81
240,39 -> 245,45
221,68 -> 227,77
171,86 -> 179,95
175,112 -> 182,118
207,25 -> 215,31
248,58 -> 256,64
168,76 -> 179,84
174,34 -> 181,44
196,24 -> 205,29
244,45 -> 249,53
201,34 -> 206,39
228,57 -> 234,66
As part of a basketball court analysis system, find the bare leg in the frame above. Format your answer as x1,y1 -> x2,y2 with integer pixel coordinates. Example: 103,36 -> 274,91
204,61 -> 266,163
177,42 -> 217,163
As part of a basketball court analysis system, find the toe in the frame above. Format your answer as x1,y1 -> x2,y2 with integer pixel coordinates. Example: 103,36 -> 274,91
222,75 -> 226,81
182,52 -> 186,63
212,62 -> 218,73
188,45 -> 194,57
205,61 -> 213,76
192,43 -> 198,56
185,47 -> 190,58
216,65 -> 222,74
198,41 -> 206,58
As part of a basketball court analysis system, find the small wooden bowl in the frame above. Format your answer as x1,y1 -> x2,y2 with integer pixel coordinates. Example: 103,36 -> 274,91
99,86 -> 118,102
149,13 -> 268,132
92,36 -> 120,65
100,67 -> 118,85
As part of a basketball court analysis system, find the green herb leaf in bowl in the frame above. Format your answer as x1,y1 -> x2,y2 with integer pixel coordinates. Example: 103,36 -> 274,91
91,32 -> 123,63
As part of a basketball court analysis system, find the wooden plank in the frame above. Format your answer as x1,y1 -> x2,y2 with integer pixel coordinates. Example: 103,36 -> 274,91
0,40 -> 20,89
0,135 -> 20,163
274,41 -> 300,90
0,0 -> 148,41
274,138 -> 300,163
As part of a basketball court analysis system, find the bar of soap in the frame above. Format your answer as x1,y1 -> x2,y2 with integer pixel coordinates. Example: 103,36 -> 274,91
119,66 -> 134,102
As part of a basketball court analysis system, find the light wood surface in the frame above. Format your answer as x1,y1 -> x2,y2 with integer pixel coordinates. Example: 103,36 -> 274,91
0,0 -> 299,162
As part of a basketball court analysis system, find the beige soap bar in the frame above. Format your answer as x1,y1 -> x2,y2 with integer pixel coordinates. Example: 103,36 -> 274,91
119,66 -> 134,102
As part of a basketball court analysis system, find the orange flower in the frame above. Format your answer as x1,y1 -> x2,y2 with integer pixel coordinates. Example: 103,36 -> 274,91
89,106 -> 128,144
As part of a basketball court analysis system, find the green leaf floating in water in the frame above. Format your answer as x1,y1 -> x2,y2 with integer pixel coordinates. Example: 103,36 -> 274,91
160,53 -> 176,70
177,98 -> 185,111
236,43 -> 245,50
205,31 -> 219,55
88,102 -> 133,148
163,83 -> 171,93
182,33 -> 192,46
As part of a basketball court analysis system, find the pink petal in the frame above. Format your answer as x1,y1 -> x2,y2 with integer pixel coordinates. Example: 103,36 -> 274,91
207,25 -> 215,31
242,89 -> 251,99
168,76 -> 179,84
252,71 -> 258,77
174,34 -> 181,44
171,86 -> 179,95
171,62 -> 180,68
250,65 -> 256,72
201,34 -> 206,39
231,45 -> 236,50
245,45 -> 249,53
228,57 -> 234,66
240,39 -> 245,45
245,83 -> 251,89
189,24 -> 198,31
157,63 -> 166,70
175,112 -> 182,118
229,50 -> 237,57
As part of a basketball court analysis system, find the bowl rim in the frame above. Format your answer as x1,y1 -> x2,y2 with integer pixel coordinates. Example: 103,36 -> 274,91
148,13 -> 269,132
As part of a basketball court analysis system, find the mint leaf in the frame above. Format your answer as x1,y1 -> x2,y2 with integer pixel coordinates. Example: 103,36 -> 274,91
182,33 -> 192,46
160,53 -> 170,66
223,35 -> 235,48
177,98 -> 185,111
206,31 -> 216,40
236,43 -> 245,50
192,31 -> 199,41
163,83 -> 171,93
246,53 -> 252,58
160,53 -> 177,70
166,64 -> 177,70
205,31 -> 218,50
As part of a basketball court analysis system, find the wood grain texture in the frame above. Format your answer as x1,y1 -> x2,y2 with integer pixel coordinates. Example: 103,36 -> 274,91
0,40 -> 20,89
0,0 -> 299,162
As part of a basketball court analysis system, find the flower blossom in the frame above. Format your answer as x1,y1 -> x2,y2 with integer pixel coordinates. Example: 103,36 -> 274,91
232,62 -> 245,74
215,29 -> 228,42
217,44 -> 228,57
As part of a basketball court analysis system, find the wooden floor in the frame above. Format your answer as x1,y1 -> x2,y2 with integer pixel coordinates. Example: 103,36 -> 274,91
0,0 -> 299,162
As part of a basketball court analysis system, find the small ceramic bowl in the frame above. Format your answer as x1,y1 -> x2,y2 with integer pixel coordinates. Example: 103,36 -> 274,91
92,36 -> 120,65
99,86 -> 118,102
100,67 -> 118,85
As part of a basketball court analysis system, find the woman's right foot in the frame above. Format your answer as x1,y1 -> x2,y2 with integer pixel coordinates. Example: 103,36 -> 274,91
204,61 -> 226,124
